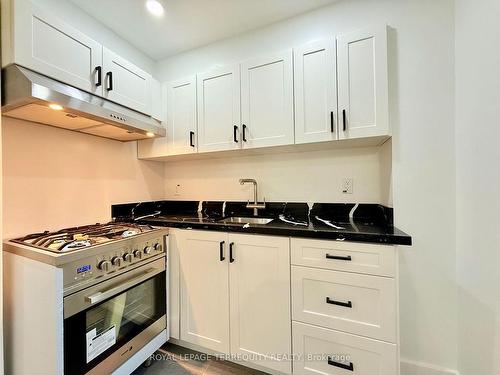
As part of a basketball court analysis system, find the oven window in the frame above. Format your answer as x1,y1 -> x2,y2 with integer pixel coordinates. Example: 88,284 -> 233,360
64,271 -> 166,375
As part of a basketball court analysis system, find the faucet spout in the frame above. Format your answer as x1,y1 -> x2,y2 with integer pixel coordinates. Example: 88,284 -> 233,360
239,178 -> 265,216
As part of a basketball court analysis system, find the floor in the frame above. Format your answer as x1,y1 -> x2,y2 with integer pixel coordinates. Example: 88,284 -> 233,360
132,344 -> 268,375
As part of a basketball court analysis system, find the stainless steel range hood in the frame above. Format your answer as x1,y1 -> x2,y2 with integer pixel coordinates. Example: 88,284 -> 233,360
1,64 -> 165,142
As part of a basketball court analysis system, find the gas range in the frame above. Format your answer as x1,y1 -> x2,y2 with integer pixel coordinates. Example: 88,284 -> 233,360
4,222 -> 170,375
5,222 -> 168,294
11,222 -> 158,252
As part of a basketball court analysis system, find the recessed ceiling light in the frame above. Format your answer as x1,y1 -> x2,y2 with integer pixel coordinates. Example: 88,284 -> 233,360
146,132 -> 155,137
49,103 -> 64,111
146,0 -> 164,17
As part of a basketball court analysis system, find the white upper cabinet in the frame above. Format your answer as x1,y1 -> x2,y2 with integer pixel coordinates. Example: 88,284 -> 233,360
294,39 -> 338,144
6,1 -> 156,116
241,50 -> 294,148
166,77 -> 198,155
197,65 -> 241,152
337,25 -> 389,139
13,2 -> 102,94
228,234 -> 292,374
102,47 -> 153,115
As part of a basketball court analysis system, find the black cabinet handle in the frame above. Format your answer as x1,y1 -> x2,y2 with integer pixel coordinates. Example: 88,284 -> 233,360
189,131 -> 195,147
330,111 -> 334,133
219,241 -> 225,261
233,125 -> 239,143
325,254 -> 352,261
242,124 -> 247,142
106,71 -> 113,91
95,66 -> 102,87
229,242 -> 235,263
328,357 -> 354,371
342,109 -> 347,131
326,297 -> 352,308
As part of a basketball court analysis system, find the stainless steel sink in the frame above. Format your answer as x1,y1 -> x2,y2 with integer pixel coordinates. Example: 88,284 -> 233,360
219,217 -> 274,225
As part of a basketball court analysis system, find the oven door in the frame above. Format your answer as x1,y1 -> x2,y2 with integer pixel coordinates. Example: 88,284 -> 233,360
63,257 -> 166,375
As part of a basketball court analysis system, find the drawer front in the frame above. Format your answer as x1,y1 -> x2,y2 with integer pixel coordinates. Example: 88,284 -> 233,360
291,238 -> 396,277
291,266 -> 396,342
292,322 -> 398,375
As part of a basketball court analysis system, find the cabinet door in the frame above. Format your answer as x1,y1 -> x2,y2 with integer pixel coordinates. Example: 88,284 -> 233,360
337,25 -> 389,139
178,230 -> 230,353
241,51 -> 294,149
294,39 -> 337,144
102,47 -> 152,115
166,77 -> 198,155
14,2 -> 102,94
228,234 -> 292,374
197,66 -> 241,152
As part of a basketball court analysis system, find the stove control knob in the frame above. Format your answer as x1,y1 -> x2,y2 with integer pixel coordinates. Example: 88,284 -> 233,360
123,253 -> 133,262
143,246 -> 152,255
111,256 -> 123,267
98,260 -> 112,272
154,243 -> 162,252
133,250 -> 143,259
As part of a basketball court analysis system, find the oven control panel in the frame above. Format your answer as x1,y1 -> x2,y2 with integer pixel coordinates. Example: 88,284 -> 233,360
62,232 -> 167,293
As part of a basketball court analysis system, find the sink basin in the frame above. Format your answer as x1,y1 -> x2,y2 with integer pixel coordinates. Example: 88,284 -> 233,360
219,217 -> 274,225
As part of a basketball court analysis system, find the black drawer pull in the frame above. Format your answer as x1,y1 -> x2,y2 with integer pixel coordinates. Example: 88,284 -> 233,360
330,111 -> 334,132
233,125 -> 239,143
342,109 -> 347,131
326,297 -> 352,308
95,66 -> 102,87
328,357 -> 354,371
242,124 -> 247,142
189,131 -> 195,147
229,242 -> 235,263
106,71 -> 113,91
219,241 -> 225,261
325,254 -> 352,261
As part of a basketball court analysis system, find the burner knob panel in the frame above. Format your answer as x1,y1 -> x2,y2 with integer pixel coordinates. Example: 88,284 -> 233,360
133,250 -> 143,259
111,256 -> 123,267
143,246 -> 152,255
98,260 -> 112,272
123,253 -> 133,262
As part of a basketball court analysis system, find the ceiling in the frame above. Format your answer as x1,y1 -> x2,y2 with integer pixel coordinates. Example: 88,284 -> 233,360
69,0 -> 338,61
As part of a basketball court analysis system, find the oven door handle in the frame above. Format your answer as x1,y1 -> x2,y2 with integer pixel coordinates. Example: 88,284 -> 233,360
85,268 -> 161,305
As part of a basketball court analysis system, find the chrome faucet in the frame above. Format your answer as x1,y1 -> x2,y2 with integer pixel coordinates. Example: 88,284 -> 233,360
239,178 -> 266,216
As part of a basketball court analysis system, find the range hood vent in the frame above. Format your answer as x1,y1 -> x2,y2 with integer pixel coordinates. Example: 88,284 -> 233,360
1,65 -> 165,142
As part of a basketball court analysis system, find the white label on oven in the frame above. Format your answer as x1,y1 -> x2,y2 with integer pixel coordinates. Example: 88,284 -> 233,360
86,325 -> 116,363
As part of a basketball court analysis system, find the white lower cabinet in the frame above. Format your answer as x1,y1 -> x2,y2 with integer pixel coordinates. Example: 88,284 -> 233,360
292,322 -> 397,375
291,238 -> 399,375
172,231 -> 399,375
178,230 -> 230,353
173,229 -> 292,374
229,234 -> 291,374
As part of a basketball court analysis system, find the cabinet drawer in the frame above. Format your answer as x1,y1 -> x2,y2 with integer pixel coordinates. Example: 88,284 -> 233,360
292,322 -> 397,375
291,266 -> 396,342
291,238 -> 396,277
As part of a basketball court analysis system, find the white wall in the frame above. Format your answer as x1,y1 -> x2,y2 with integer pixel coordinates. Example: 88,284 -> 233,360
156,1 -> 457,373
164,144 -> 390,203
2,118 -> 164,238
455,1 -> 500,374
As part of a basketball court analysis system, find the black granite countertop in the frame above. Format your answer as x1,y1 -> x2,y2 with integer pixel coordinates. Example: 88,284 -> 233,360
112,200 -> 412,246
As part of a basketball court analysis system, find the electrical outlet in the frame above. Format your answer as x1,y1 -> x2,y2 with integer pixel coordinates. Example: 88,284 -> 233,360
174,184 -> 181,196
342,178 -> 353,194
